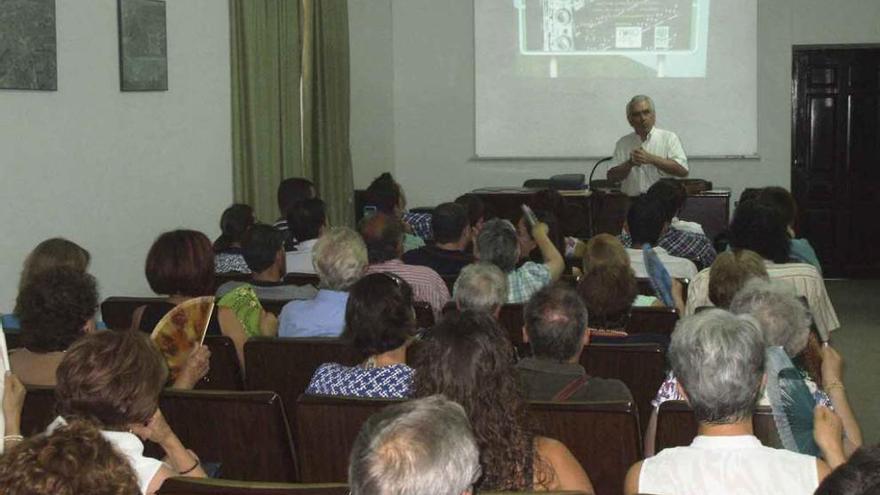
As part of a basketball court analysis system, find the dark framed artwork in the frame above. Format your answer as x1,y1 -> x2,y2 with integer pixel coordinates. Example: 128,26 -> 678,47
117,0 -> 167,91
0,0 -> 57,90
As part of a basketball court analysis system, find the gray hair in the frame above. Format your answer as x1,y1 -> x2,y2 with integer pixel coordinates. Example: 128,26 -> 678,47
524,284 -> 588,361
669,309 -> 765,424
476,219 -> 519,273
626,94 -> 655,115
312,226 -> 368,290
453,262 -> 508,313
728,279 -> 811,357
349,395 -> 480,495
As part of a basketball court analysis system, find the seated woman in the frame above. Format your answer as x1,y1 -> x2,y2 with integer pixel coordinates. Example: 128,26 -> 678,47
52,330 -> 207,494
280,227 -> 368,338
758,186 -> 823,273
625,309 -> 834,495
133,229 -> 274,367
0,419 -> 140,495
213,203 -> 254,274
10,268 -> 97,386
305,273 -> 415,399
2,237 -> 105,331
686,200 -> 839,338
412,310 -> 594,493
707,249 -> 769,309
576,234 -> 683,339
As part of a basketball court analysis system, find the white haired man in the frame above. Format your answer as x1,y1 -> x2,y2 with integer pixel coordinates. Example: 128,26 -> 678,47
607,95 -> 688,196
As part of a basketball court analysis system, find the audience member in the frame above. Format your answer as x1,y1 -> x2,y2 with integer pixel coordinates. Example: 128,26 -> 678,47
707,249 -> 769,308
0,419 -> 140,495
364,172 -> 427,249
3,373 -> 25,453
413,310 -> 594,493
624,196 -> 698,280
279,227 -> 367,338
285,198 -> 327,274
9,268 -> 97,386
454,193 -> 487,235
518,284 -> 632,402
625,309 -> 832,495
213,203 -> 254,274
685,201 -> 839,337
360,213 -> 449,314
758,186 -> 823,272
274,177 -> 316,234
476,218 -> 563,304
815,444 -> 880,495
3,237 -> 95,330
619,180 -> 717,269
348,395 -> 480,495
306,273 -> 416,398
452,262 -> 507,315
402,202 -> 474,277
216,224 -> 317,300
53,330 -> 207,494
518,209 -> 566,267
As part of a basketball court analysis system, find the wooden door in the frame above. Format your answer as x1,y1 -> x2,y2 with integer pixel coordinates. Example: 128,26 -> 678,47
792,47 -> 880,277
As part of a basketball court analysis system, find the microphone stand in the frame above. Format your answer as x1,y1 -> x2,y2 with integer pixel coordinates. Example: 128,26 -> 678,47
587,156 -> 614,190
587,156 -> 614,238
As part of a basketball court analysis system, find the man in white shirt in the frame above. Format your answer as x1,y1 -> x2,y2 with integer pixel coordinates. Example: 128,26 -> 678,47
625,196 -> 698,281
607,95 -> 689,196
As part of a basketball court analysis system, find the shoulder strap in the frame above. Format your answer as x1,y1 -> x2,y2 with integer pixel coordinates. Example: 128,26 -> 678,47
552,375 -> 590,401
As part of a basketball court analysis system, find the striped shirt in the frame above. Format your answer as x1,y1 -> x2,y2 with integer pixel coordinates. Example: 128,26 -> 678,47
685,261 -> 840,336
366,259 -> 450,314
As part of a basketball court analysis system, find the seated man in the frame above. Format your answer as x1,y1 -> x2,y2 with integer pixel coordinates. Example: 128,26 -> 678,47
360,213 -> 449,314
452,262 -> 507,316
477,218 -> 563,304
619,180 -> 717,270
625,196 -> 698,280
216,224 -> 317,301
402,202 -> 474,278
349,395 -> 481,495
517,284 -> 632,402
285,198 -> 326,274
279,227 -> 367,338
625,309 -> 835,495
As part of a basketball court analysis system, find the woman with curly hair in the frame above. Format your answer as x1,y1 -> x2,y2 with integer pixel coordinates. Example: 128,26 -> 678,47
411,310 -> 593,493
213,203 -> 255,274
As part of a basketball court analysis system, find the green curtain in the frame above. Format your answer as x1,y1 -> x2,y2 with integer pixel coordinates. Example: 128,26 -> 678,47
230,0 -> 302,223
301,0 -> 354,228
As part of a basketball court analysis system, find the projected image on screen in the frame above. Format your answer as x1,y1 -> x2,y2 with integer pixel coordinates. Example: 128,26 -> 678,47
514,0 -> 709,78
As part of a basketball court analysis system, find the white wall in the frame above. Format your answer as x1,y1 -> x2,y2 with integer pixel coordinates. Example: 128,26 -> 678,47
0,0 -> 232,309
349,0 -> 880,208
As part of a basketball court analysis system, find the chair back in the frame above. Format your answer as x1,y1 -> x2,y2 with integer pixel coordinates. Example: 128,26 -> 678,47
283,273 -> 321,287
196,335 -> 244,390
214,273 -> 252,293
294,395 -> 399,483
101,296 -> 165,330
158,477 -> 348,495
581,342 -> 667,431
625,306 -> 678,336
149,390 -> 298,482
413,301 -> 435,328
530,401 -> 641,495
244,338 -> 362,425
655,400 -> 780,452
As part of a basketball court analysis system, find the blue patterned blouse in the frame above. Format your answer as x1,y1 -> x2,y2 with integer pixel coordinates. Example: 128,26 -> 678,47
305,362 -> 413,399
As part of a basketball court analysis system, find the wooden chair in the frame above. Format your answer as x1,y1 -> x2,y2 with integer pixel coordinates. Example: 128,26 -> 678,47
101,296 -> 165,330
581,342 -> 667,432
147,390 -> 298,482
158,478 -> 347,495
214,273 -> 252,293
625,306 -> 678,336
244,338 -> 362,425
283,273 -> 321,287
530,401 -> 641,495
294,395 -> 399,483
196,336 -> 244,390
655,400 -> 780,453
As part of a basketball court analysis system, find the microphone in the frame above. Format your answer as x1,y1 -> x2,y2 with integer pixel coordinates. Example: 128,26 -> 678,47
587,156 -> 615,190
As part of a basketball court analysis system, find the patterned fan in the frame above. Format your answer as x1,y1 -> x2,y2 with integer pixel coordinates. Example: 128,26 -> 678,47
150,296 -> 214,381
643,244 -> 676,307
764,345 -> 820,456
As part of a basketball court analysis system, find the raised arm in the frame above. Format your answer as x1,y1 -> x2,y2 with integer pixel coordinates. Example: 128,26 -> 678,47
532,222 -> 564,281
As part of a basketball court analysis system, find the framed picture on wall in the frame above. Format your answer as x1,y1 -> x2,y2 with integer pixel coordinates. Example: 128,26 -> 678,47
0,0 -> 57,91
117,0 -> 167,91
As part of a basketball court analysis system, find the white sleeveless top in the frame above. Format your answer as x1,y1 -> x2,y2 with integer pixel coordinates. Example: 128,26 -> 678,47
640,435 -> 819,495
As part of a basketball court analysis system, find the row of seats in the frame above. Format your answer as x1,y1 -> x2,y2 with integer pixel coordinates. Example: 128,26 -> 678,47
20,386 -> 775,495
